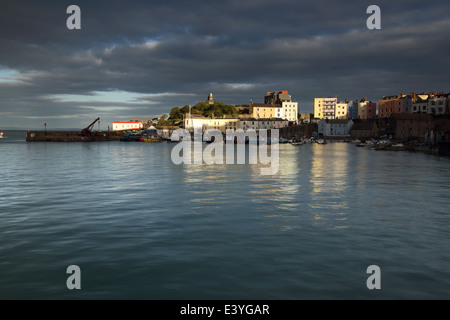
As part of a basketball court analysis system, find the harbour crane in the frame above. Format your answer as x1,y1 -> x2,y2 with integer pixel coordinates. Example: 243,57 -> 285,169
80,117 -> 100,136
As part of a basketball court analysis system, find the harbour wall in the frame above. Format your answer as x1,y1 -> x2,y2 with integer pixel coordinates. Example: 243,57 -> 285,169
26,131 -> 123,142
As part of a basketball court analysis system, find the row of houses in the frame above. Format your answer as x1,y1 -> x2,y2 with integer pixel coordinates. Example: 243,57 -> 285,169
378,92 -> 449,117
314,97 -> 377,120
314,92 -> 450,121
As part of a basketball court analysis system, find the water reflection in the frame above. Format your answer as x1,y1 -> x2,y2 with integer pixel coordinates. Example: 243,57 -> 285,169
309,143 -> 350,228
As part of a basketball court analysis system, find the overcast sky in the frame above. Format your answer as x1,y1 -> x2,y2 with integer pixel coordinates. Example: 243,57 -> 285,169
0,0 -> 449,129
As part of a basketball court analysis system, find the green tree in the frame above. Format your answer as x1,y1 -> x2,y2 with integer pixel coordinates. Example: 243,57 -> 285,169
157,114 -> 169,127
169,106 -> 182,121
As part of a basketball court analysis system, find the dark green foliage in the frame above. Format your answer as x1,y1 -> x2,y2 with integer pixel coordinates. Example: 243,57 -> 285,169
166,100 -> 240,122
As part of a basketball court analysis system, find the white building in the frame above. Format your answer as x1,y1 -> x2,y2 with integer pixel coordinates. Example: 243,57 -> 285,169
184,114 -> 240,134
318,119 -> 354,137
428,95 -> 447,115
412,97 -> 429,114
112,121 -> 143,131
335,101 -> 348,119
281,101 -> 298,122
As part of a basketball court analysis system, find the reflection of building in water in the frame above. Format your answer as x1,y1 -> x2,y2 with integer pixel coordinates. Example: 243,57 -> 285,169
248,145 -> 299,206
309,144 -> 350,226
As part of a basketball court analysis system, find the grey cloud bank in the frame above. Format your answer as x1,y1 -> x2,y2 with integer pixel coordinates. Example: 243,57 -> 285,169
0,0 -> 449,129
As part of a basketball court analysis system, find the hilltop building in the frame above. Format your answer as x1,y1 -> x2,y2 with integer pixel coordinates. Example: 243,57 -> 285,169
207,93 -> 214,105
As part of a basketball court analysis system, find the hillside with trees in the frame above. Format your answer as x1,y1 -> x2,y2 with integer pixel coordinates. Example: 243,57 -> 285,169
158,101 -> 249,126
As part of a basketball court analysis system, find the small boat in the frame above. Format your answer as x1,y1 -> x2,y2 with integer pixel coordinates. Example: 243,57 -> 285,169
291,141 -> 304,146
317,139 -> 327,144
139,133 -> 162,143
0,131 -> 3,139
141,137 -> 162,143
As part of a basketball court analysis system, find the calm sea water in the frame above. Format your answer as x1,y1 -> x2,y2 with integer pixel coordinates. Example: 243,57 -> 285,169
0,130 -> 449,299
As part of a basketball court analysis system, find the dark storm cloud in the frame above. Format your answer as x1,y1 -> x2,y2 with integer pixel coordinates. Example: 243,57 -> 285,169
0,0 -> 449,128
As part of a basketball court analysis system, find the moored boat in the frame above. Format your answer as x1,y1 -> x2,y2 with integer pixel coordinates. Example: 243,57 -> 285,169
141,137 -> 162,143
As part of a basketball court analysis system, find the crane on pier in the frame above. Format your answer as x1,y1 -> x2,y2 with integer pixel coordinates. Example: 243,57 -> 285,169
80,118 -> 100,136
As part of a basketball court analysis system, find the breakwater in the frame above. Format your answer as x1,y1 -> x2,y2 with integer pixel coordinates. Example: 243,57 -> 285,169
26,130 -> 123,142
